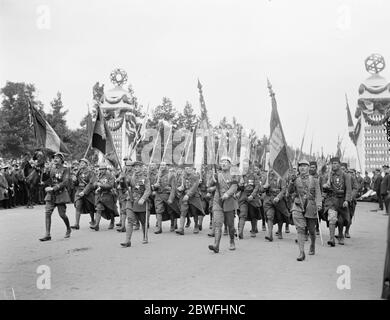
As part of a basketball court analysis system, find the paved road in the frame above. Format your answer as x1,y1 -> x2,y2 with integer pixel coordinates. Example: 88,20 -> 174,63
0,201 -> 387,299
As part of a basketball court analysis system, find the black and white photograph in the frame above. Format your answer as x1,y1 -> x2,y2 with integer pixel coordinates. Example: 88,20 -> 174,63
0,0 -> 389,304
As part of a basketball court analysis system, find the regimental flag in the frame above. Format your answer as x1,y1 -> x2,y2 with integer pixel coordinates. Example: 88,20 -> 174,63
267,79 -> 290,178
86,105 -> 93,140
28,100 -> 70,154
92,105 -> 118,168
346,94 -> 361,146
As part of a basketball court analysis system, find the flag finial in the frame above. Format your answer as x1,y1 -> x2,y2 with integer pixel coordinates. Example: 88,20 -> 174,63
267,78 -> 274,97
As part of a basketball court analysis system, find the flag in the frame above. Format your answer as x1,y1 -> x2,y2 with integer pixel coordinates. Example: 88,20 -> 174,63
267,79 -> 290,178
86,105 -> 93,140
92,105 -> 118,168
346,94 -> 358,145
28,100 -> 70,153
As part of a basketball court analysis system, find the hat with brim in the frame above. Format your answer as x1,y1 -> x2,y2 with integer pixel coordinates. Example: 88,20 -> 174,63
54,152 -> 65,162
220,156 -> 232,164
330,157 -> 340,163
79,158 -> 90,166
298,159 -> 310,166
98,163 -> 107,169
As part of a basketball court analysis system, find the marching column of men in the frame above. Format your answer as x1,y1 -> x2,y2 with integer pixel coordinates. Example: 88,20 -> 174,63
33,152 -> 363,261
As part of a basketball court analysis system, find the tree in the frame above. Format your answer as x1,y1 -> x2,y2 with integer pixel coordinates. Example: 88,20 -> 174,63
0,82 -> 43,157
46,92 -> 69,141
176,101 -> 198,130
149,97 -> 178,128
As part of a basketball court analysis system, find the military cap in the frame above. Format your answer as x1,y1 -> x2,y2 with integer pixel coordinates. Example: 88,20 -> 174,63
54,152 -> 65,162
298,159 -> 310,166
132,161 -> 144,167
330,157 -> 340,163
98,163 -> 107,169
309,161 -> 317,167
341,162 -> 348,168
124,159 -> 134,166
220,156 -> 232,163
79,158 -> 90,165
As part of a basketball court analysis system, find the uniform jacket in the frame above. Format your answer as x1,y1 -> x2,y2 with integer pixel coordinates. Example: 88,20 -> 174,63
211,170 -> 238,212
74,167 -> 96,204
94,170 -> 117,213
154,168 -> 176,204
44,165 -> 71,204
0,172 -> 9,201
288,173 -> 322,219
380,173 -> 390,196
323,169 -> 352,202
126,169 -> 151,212
262,173 -> 286,200
237,171 -> 261,207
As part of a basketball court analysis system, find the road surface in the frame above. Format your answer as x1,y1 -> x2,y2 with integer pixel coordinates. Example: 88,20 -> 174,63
0,201 -> 387,299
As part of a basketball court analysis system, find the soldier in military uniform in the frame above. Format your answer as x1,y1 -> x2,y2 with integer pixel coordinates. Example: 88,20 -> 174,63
345,166 -> 358,238
237,167 -> 261,239
322,157 -> 352,247
116,158 -> 133,232
70,158 -> 96,230
90,163 -> 119,231
39,152 -> 72,241
208,156 -> 238,253
152,162 -> 180,233
0,164 -> 9,209
262,168 -> 289,242
198,165 -> 211,231
175,163 -> 205,235
289,159 -> 322,261
120,161 -> 151,247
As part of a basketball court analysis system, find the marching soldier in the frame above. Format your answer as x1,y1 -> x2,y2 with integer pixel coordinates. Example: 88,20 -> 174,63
309,161 -> 321,235
39,152 -> 72,241
198,165 -> 211,231
175,163 -> 205,235
322,157 -> 352,247
208,156 -> 238,253
70,158 -> 96,230
0,165 -> 9,209
345,167 -> 358,238
90,163 -> 119,231
120,161 -> 151,247
262,168 -> 289,242
289,159 -> 322,261
152,162 -> 180,234
237,166 -> 261,239
116,158 -> 134,232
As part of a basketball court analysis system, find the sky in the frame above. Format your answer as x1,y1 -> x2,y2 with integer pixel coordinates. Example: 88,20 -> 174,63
1,0 -> 389,159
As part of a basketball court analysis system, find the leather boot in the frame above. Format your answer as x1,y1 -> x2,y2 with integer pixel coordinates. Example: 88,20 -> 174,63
108,217 -> 115,229
71,209 -> 81,230
185,217 -> 191,228
229,237 -> 236,250
39,214 -> 52,241
265,220 -> 273,241
327,224 -> 336,247
297,233 -> 305,261
90,212 -> 101,231
155,214 -> 163,234
345,225 -> 351,238
193,216 -> 200,234
285,223 -> 290,233
208,228 -> 221,253
309,234 -> 315,255
277,223 -> 283,239
121,220 -> 133,247
238,218 -> 245,239
176,216 -> 185,235
117,214 -> 126,232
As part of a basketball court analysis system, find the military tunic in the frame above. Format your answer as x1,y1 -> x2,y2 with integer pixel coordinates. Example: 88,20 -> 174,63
323,169 -> 352,227
94,170 -> 119,220
288,173 -> 322,233
237,171 -> 261,221
262,173 -> 290,224
44,165 -> 71,216
178,171 -> 204,217
153,168 -> 180,221
74,167 -> 96,214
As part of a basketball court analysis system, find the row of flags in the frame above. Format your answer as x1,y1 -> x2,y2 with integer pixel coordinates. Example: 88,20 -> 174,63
28,79 -> 336,178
